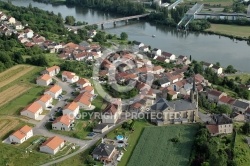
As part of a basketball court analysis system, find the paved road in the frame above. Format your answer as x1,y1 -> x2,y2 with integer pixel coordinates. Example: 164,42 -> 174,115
41,119 -> 128,166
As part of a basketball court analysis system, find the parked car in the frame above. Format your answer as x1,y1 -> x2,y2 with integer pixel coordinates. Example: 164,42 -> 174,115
47,106 -> 52,109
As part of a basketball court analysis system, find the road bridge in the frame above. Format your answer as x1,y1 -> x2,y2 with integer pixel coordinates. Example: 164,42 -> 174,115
65,13 -> 150,30
168,0 -> 183,10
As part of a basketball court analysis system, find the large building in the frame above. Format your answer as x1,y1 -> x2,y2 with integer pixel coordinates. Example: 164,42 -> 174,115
150,77 -> 198,125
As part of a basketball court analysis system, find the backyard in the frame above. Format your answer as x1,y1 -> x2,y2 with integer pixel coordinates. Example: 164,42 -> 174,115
127,124 -> 198,166
0,136 -> 78,166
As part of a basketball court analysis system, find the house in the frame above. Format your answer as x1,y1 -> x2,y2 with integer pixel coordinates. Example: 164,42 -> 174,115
158,77 -> 171,87
41,66 -> 60,77
36,74 -> 52,86
167,90 -> 178,100
218,96 -> 235,107
203,62 -> 213,70
152,48 -> 161,56
92,143 -> 117,162
155,56 -> 170,63
245,108 -> 250,121
130,102 -> 144,113
20,102 -> 43,120
40,136 -> 65,155
80,86 -> 94,95
62,71 -> 79,83
7,17 -> 16,24
0,13 -> 7,20
44,85 -> 62,99
232,100 -> 249,114
207,89 -> 226,103
212,65 -> 223,75
133,41 -> 144,51
102,104 -> 121,124
153,66 -> 164,74
162,52 -> 176,61
24,29 -> 34,38
37,94 -> 53,110
206,114 -> 233,136
9,125 -> 33,144
52,115 -> 74,131
139,45 -> 150,52
150,98 -> 198,126
180,83 -> 193,95
77,78 -> 91,88
15,21 -> 23,30
74,92 -> 93,108
62,102 -> 80,118
93,123 -> 109,133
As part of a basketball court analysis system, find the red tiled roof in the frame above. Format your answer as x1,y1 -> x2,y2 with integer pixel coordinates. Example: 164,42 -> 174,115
208,89 -> 223,97
41,136 -> 64,150
206,125 -> 218,134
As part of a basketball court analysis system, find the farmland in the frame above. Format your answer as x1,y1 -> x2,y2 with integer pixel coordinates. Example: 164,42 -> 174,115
127,125 -> 198,166
0,117 -> 24,139
0,84 -> 31,107
0,65 -> 35,89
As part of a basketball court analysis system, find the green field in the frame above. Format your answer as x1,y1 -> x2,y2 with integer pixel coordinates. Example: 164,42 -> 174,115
227,73 -> 250,84
206,24 -> 250,38
0,86 -> 45,115
127,125 -> 198,166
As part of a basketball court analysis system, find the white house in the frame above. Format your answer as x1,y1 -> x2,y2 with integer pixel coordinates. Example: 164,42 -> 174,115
44,85 -> 62,99
62,71 -> 79,83
52,115 -> 74,131
36,74 -> 52,86
7,17 -> 16,24
76,78 -> 91,88
15,21 -> 23,30
212,65 -> 223,75
133,41 -> 144,51
37,94 -> 53,110
102,104 -> 121,124
162,52 -> 176,61
9,125 -> 33,144
40,136 -> 65,155
42,66 -> 60,77
24,29 -> 34,38
80,86 -> 94,95
203,62 -> 213,70
0,13 -> 7,20
153,66 -> 165,74
74,92 -> 93,108
62,102 -> 80,118
20,102 -> 43,120
152,48 -> 161,56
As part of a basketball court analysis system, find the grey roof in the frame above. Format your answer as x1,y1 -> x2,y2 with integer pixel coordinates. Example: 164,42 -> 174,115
159,77 -> 170,85
184,83 -> 192,91
210,114 -> 233,125
233,100 -> 249,109
92,143 -> 115,156
168,100 -> 197,111
94,123 -> 109,130
133,41 -> 142,45
151,98 -> 196,112
151,98 -> 170,111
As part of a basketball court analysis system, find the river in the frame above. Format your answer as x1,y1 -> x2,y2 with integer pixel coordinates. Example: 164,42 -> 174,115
2,0 -> 250,72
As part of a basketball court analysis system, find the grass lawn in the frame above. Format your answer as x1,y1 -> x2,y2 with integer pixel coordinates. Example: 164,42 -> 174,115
206,24 -> 250,38
127,124 -> 198,166
92,95 -> 107,112
227,73 -> 250,84
0,136 -> 78,166
0,86 -> 45,115
44,53 -> 63,66
233,123 -> 250,166
107,120 -> 152,166
46,120 -> 92,140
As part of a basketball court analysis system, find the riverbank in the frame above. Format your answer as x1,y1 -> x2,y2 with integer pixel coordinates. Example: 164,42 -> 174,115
205,24 -> 250,41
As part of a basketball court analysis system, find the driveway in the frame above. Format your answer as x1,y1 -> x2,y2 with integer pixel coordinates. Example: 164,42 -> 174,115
198,111 -> 211,123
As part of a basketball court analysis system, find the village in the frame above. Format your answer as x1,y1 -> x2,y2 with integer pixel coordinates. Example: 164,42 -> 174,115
1,8 -> 250,166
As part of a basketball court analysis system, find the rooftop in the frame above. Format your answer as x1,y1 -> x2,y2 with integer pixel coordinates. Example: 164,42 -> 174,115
92,143 -> 115,156
41,136 -> 64,150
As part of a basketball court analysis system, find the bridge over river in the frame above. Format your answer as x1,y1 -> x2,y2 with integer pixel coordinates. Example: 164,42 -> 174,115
65,13 -> 150,29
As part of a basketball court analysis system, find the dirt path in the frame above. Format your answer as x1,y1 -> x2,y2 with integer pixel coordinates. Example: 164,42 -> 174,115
0,65 -> 35,88
0,84 -> 31,107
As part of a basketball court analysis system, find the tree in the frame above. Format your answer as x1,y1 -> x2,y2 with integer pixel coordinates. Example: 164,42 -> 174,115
120,32 -> 128,40
85,155 -> 96,165
242,122 -> 250,135
65,15 -> 75,25
216,62 -> 220,66
190,55 -> 192,61
225,65 -> 237,73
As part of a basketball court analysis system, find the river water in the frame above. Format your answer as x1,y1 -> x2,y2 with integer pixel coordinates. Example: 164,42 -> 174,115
3,0 -> 250,72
